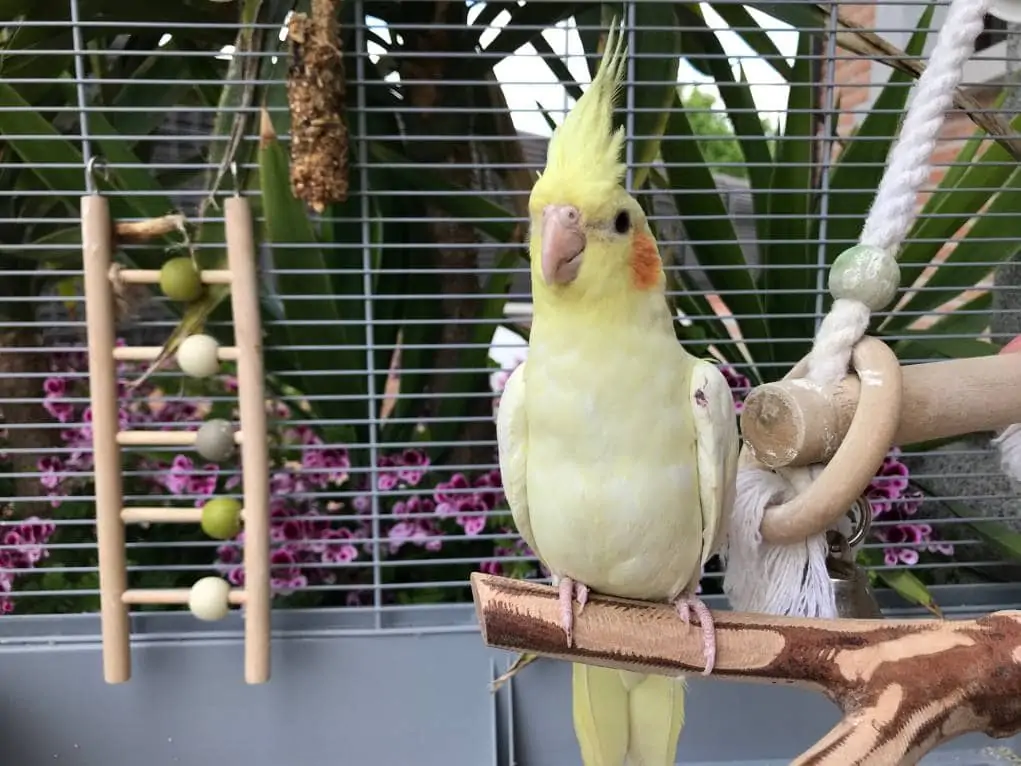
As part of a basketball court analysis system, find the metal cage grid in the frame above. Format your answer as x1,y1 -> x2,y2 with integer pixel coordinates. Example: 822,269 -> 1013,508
0,0 -> 1020,636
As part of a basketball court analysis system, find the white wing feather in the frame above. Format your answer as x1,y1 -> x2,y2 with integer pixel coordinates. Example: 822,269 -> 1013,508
689,359 -> 741,566
496,363 -> 541,560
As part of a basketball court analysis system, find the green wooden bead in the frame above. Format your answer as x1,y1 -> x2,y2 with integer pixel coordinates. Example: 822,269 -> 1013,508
828,244 -> 900,311
201,497 -> 243,540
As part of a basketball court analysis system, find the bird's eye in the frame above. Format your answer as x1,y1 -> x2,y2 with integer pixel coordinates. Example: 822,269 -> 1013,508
613,210 -> 631,234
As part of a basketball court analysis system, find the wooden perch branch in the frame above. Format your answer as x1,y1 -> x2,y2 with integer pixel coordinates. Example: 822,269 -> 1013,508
741,351 -> 1021,469
472,573 -> 1021,766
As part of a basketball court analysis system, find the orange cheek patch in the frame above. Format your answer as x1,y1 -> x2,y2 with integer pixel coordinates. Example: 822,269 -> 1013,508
631,233 -> 662,290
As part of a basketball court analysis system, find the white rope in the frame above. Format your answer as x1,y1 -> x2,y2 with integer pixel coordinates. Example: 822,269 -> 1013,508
724,0 -> 991,619
993,423 -> 1021,481
805,0 -> 990,389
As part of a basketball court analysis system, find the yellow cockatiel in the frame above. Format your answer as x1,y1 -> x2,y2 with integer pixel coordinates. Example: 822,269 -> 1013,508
495,20 -> 740,766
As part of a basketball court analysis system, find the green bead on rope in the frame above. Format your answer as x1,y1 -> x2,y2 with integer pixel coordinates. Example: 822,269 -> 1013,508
827,244 -> 901,312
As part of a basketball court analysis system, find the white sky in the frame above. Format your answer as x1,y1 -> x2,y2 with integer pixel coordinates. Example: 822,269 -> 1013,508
365,3 -> 800,138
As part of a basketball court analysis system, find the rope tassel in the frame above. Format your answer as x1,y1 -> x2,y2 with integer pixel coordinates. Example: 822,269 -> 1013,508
724,0 -> 992,619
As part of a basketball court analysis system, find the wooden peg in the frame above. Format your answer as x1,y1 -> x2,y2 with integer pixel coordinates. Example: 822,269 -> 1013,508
121,588 -> 247,606
112,345 -> 240,363
741,351 -> 1021,469
114,269 -> 233,285
115,430 -> 243,448
81,191 -> 132,684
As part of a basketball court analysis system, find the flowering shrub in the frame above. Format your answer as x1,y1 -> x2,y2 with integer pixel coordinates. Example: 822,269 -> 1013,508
0,340 -> 954,614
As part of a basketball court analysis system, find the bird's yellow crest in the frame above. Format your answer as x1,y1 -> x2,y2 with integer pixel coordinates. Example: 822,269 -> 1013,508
534,19 -> 628,204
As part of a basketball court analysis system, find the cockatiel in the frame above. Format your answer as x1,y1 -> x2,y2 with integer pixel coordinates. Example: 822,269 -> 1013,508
495,20 -> 740,766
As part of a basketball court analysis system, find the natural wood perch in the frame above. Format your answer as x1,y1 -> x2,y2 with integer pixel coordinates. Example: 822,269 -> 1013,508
741,351 -> 1021,469
472,573 -> 1021,766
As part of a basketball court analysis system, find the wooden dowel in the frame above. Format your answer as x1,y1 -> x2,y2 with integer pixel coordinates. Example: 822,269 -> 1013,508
120,507 -> 248,525
122,588 -> 247,606
741,350 -> 1021,469
113,345 -> 240,363
471,573 -> 1021,766
225,195 -> 272,685
81,194 -> 131,684
115,430 -> 243,447
120,507 -> 202,524
115,269 -> 233,285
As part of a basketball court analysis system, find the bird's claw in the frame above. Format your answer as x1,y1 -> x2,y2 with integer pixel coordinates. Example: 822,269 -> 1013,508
558,576 -> 590,648
673,592 -> 716,676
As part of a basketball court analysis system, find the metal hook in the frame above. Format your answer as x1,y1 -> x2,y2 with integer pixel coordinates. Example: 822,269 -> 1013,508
86,156 -> 109,189
230,161 -> 240,197
844,495 -> 873,549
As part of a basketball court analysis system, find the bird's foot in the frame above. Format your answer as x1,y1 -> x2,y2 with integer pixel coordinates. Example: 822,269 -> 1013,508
673,592 -> 717,676
557,576 -> 590,648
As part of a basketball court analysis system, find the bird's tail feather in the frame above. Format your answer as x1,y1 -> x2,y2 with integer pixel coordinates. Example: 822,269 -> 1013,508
572,663 -> 687,766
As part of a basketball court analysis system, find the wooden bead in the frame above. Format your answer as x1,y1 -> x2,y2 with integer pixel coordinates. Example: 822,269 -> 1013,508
188,576 -> 231,621
828,244 -> 900,311
176,334 -> 221,378
195,418 -> 236,462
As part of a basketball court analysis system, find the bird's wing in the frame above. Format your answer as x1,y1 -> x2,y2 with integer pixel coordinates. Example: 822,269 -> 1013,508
496,362 -> 540,559
689,359 -> 741,565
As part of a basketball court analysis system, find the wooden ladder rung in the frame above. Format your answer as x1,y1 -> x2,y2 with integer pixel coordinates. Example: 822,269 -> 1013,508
115,269 -> 233,285
116,430 -> 243,447
113,345 -> 240,363
121,588 -> 247,606
120,507 -> 247,524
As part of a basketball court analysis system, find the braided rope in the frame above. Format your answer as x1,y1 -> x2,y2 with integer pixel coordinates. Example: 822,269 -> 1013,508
724,0 -> 992,618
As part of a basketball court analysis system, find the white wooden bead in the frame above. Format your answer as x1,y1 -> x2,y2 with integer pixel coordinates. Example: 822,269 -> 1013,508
176,334 -> 220,378
188,576 -> 231,621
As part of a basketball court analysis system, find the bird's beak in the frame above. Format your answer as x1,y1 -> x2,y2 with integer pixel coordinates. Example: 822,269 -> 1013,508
540,204 -> 586,286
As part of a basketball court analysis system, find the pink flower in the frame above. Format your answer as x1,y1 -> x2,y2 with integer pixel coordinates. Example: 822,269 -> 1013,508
37,456 -> 64,490
392,496 -> 435,517
269,546 -> 308,594
434,473 -> 470,517
162,454 -> 195,495
480,559 -> 503,575
473,469 -> 504,510
396,449 -> 430,486
320,528 -> 359,564
719,364 -> 751,413
387,520 -> 441,554
376,454 -> 399,492
302,447 -> 351,487
186,463 -> 219,504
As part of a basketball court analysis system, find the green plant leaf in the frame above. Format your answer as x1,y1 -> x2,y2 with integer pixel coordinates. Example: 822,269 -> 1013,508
875,569 -> 942,617
894,291 -> 993,341
369,143 -> 520,243
941,496 -> 1021,562
659,94 -> 770,377
707,2 -> 793,80
473,3 -> 582,76
760,30 -> 817,367
883,180 -> 1021,333
893,337 -> 999,361
821,5 -> 933,270
258,110 -> 363,445
890,113 -> 1021,306
627,3 -> 682,189
674,6 -> 772,212
431,248 -> 519,448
